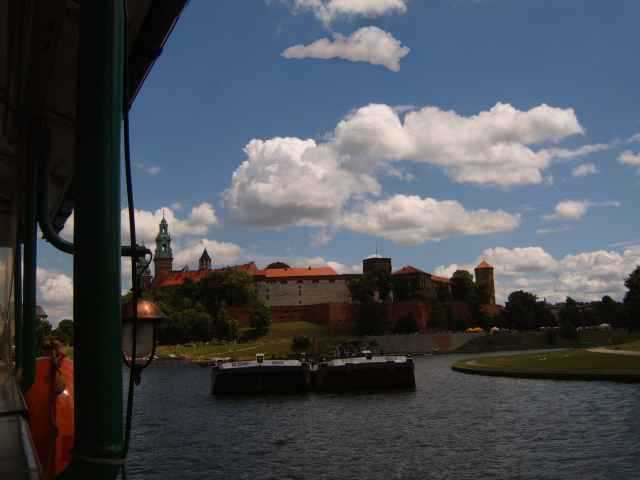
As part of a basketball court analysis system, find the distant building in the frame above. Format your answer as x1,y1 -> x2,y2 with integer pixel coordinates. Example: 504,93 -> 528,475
144,216 -> 499,329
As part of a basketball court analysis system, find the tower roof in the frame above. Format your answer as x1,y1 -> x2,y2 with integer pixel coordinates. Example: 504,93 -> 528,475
475,260 -> 493,270
200,248 -> 211,261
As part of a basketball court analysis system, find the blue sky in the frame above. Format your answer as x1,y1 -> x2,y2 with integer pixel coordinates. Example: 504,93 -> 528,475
38,0 -> 640,321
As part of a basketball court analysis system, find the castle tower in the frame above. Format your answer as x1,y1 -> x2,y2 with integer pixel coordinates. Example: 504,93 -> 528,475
199,248 -> 212,271
475,260 -> 495,305
153,212 -> 173,283
362,256 -> 392,276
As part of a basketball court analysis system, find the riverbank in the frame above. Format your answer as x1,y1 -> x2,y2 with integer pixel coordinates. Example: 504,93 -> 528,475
452,341 -> 640,383
156,321 -> 352,363
455,329 -> 640,353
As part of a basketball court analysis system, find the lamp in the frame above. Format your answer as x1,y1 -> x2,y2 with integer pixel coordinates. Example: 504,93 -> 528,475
121,299 -> 166,378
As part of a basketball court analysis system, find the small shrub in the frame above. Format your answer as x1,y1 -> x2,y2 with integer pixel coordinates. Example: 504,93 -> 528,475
291,335 -> 311,352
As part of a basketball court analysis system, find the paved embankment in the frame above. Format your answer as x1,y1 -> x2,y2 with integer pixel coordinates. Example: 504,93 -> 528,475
366,333 -> 482,354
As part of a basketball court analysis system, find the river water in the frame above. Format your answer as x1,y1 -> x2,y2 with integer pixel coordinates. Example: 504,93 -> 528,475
124,353 -> 640,479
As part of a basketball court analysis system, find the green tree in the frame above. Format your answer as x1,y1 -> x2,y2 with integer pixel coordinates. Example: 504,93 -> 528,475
212,305 -> 239,341
394,312 -> 419,334
505,290 -> 538,330
429,302 -> 448,331
451,270 -> 476,302
354,302 -> 386,336
559,297 -> 580,339
291,335 -> 311,352
250,302 -> 272,336
597,295 -> 627,329
53,319 -> 74,345
624,266 -> 640,330
36,319 -> 53,355
348,270 -> 393,303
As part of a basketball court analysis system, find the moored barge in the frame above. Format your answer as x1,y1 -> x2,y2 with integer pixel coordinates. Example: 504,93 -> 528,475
211,354 -> 311,394
313,351 -> 415,392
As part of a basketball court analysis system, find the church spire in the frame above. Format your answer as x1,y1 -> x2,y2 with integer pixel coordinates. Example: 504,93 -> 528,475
153,214 -> 173,284
199,248 -> 212,271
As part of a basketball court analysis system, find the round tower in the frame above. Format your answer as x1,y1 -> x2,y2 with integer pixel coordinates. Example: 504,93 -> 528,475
474,260 -> 495,305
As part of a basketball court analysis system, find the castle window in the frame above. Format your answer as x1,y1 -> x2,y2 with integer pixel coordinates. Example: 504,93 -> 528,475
312,279 -> 319,284
280,280 -> 287,285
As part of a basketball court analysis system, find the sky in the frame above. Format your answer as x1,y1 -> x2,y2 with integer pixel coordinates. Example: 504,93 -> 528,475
37,0 -> 640,323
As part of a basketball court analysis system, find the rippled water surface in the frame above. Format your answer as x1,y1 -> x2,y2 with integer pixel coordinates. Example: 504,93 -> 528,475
124,353 -> 640,479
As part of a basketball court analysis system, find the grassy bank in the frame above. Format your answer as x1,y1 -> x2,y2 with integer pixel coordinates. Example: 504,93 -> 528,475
452,342 -> 640,383
456,329 -> 640,354
156,321 -> 352,362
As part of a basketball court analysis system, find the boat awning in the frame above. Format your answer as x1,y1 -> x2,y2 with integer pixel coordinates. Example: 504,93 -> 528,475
0,0 -> 189,237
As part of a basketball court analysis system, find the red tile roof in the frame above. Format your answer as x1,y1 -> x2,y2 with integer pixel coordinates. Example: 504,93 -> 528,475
256,266 -> 338,278
393,265 -> 427,275
431,275 -> 451,284
154,262 -> 259,288
476,260 -> 493,269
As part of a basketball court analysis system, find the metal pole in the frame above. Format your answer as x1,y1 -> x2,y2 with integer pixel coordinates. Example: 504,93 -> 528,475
21,131 -> 37,392
70,1 -> 124,478
13,231 -> 22,373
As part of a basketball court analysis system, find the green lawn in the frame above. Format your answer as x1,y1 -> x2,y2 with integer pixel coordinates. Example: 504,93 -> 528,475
452,343 -> 640,382
156,321 -> 351,361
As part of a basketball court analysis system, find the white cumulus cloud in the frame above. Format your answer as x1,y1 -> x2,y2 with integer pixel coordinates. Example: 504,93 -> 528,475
543,200 -> 620,221
282,26 -> 409,71
172,238 -> 244,270
226,102 -> 584,229
341,194 -> 521,245
618,150 -> 640,173
290,0 -> 408,24
36,268 -> 74,324
434,245 -> 640,304
224,137 -> 379,227
572,163 -> 598,177
62,203 -> 219,245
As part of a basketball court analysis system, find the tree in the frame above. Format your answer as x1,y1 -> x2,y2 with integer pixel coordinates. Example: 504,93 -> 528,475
291,335 -> 311,352
559,297 -> 579,339
36,319 -> 52,355
624,266 -> 640,330
429,302 -> 448,331
394,312 -> 419,334
212,306 -> 238,341
249,302 -> 271,336
451,270 -> 475,302
597,295 -> 627,329
348,269 -> 393,304
505,290 -> 538,330
354,302 -> 386,336
53,319 -> 74,345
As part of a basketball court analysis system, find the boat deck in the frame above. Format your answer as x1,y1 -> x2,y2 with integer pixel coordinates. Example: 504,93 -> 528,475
0,367 -> 41,479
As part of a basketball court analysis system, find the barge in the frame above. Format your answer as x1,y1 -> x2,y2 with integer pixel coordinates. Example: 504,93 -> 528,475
313,351 -> 415,392
211,354 -> 311,394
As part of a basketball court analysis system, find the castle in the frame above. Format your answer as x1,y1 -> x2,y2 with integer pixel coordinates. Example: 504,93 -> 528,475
141,216 -> 496,331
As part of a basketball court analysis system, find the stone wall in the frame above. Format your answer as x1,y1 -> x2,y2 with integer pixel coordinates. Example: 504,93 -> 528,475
255,278 -> 352,307
366,333 -> 481,354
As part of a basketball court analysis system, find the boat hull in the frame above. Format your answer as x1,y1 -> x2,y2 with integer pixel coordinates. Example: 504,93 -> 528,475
313,359 -> 415,392
211,365 -> 311,394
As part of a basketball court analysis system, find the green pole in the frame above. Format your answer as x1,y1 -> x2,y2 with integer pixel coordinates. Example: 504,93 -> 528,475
21,136 -> 37,392
69,1 -> 124,478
